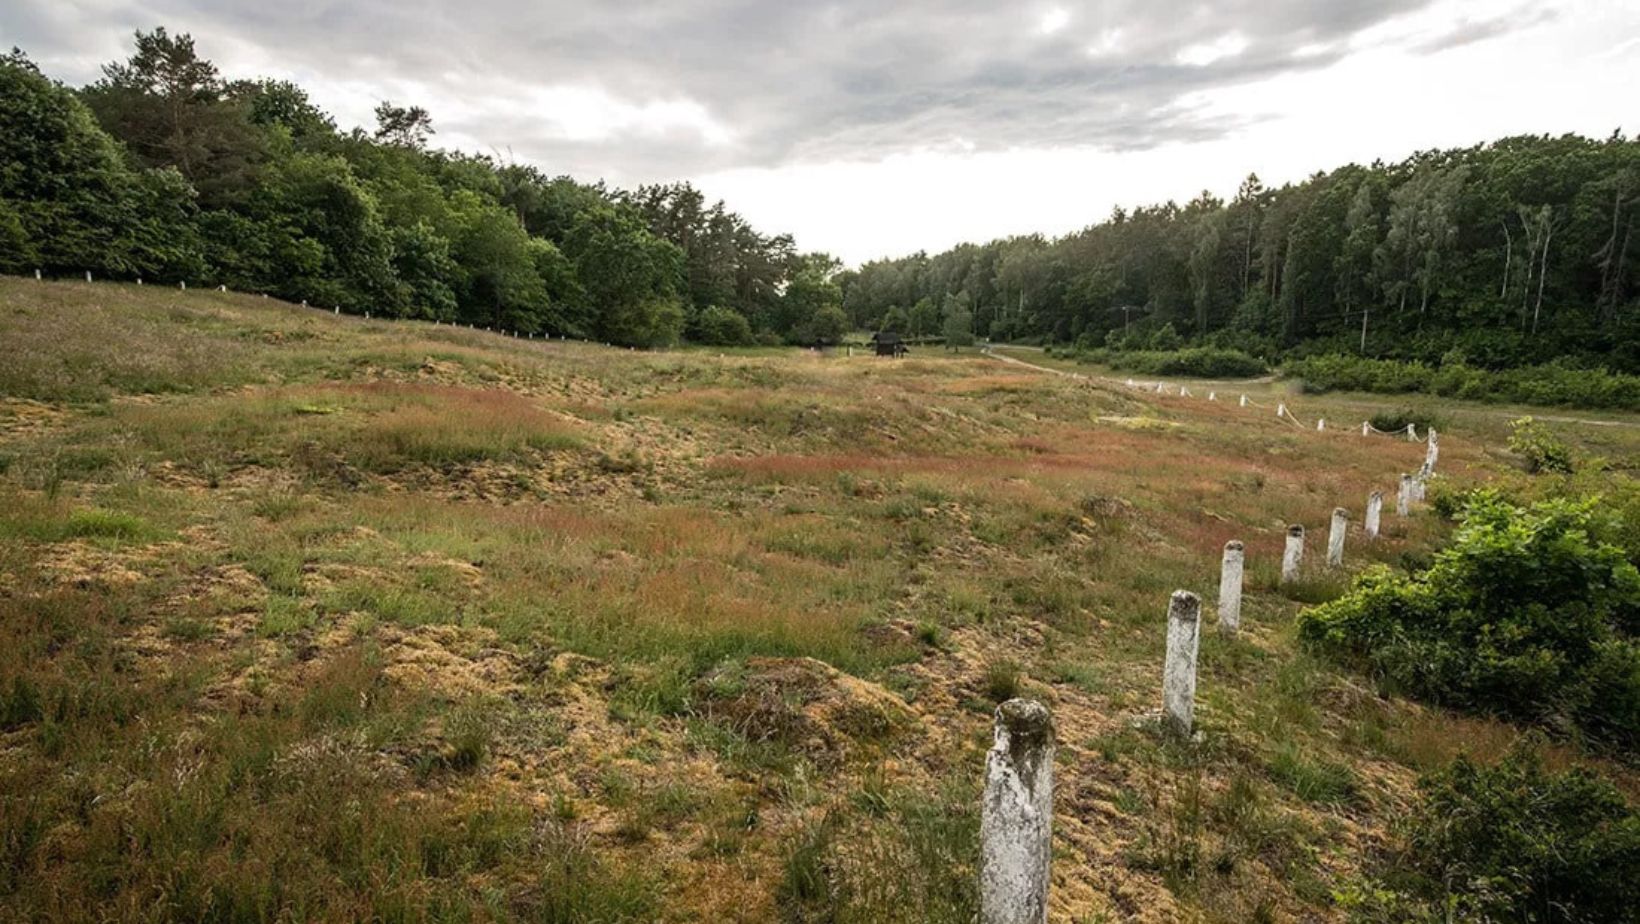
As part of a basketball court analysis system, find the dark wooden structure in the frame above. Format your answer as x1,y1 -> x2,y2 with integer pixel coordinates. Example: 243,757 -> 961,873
870,331 -> 909,357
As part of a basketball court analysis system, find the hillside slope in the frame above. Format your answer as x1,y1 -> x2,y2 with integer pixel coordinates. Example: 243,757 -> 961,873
2,278 -> 1635,922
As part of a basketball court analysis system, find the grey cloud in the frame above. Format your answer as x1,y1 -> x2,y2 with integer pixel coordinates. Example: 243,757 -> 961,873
1,0 -> 1550,183
1411,4 -> 1559,54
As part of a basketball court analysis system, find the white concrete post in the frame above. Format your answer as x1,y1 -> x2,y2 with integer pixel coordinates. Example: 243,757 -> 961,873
1217,541 -> 1243,636
1162,591 -> 1202,736
1276,402 -> 1287,419
85,270 -> 92,282
1239,394 -> 1247,407
1365,491 -> 1383,538
1317,418 -> 1326,432
1180,386 -> 1191,397
1126,377 -> 1134,387
137,278 -> 143,286
1281,525 -> 1305,584
1424,429 -> 1439,472
1327,508 -> 1348,567
35,269 -> 42,281
1397,474 -> 1412,516
180,280 -> 186,290
1207,391 -> 1216,401
980,699 -> 1053,924
1361,421 -> 1370,436
1414,464 -> 1429,502
218,284 -> 226,292
1405,423 -> 1417,442
1155,382 -> 1165,394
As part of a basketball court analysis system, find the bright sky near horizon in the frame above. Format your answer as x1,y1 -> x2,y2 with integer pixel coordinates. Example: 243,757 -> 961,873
4,0 -> 1637,264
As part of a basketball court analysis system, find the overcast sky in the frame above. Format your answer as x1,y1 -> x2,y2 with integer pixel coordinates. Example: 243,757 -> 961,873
4,0 -> 1637,264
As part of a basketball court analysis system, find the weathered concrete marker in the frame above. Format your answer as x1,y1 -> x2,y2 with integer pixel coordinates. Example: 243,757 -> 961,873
1217,541 -> 1244,636
1425,428 -> 1440,471
1398,474 -> 1412,516
1162,591 -> 1203,736
1327,508 -> 1348,567
1281,525 -> 1305,584
980,699 -> 1054,924
1365,491 -> 1383,538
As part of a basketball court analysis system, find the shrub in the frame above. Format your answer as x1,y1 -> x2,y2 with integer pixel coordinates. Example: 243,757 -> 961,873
1148,323 -> 1183,351
1072,347 -> 1267,378
692,305 -> 754,346
1346,745 -> 1640,923
1286,355 -> 1640,410
1297,492 -> 1640,752
1509,416 -> 1575,474
1368,406 -> 1443,434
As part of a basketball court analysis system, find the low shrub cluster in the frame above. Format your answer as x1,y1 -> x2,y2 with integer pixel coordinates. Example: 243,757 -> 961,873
1054,346 -> 1268,378
1508,416 -> 1576,474
1366,407 -> 1443,435
1298,492 -> 1640,752
1344,745 -> 1640,924
1286,354 -> 1640,410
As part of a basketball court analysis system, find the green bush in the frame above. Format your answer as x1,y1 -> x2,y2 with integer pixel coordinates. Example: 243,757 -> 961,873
1297,492 -> 1640,752
1148,323 -> 1183,352
1286,355 -> 1640,410
1368,406 -> 1443,434
1509,416 -> 1575,474
1073,347 -> 1267,378
692,305 -> 754,346
1345,745 -> 1640,923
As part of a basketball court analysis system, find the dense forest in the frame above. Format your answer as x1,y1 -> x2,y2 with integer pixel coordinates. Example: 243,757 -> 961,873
3,29 -> 1637,373
841,136 -> 1640,373
0,29 -> 849,348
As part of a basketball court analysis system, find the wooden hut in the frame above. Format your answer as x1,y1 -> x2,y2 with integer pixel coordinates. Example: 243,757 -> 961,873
870,331 -> 908,357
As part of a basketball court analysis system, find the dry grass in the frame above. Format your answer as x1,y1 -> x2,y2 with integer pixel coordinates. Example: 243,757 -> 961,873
2,278 -> 1637,922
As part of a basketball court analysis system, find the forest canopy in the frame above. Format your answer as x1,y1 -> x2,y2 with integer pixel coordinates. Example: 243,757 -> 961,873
2,29 -> 1637,365
839,136 -> 1639,372
0,31 -> 839,348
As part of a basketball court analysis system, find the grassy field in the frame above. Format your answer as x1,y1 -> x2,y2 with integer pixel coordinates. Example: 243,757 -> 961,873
3,278 -> 1637,922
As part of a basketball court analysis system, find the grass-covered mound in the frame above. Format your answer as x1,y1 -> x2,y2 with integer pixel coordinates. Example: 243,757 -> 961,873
1299,492 -> 1640,751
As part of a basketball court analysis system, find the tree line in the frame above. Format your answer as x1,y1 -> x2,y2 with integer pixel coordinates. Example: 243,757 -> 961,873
0,29 -> 849,347
841,134 -> 1640,372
